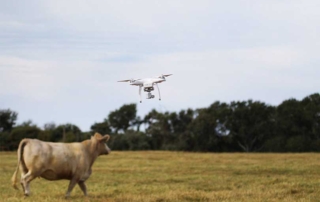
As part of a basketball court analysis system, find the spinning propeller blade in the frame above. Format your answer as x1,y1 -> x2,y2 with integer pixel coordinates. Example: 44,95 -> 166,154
158,74 -> 172,79
163,74 -> 172,77
118,78 -> 139,83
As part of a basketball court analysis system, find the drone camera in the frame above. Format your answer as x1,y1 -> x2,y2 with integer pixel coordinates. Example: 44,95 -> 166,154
144,87 -> 154,92
147,92 -> 155,99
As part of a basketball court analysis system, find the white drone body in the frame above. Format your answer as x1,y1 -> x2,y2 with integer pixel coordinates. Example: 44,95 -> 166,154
118,74 -> 172,103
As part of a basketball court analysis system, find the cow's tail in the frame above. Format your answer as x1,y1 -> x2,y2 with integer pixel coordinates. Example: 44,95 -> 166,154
11,139 -> 28,190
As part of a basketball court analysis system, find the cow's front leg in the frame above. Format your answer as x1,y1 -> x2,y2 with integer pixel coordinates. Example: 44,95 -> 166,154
65,179 -> 78,198
78,181 -> 87,196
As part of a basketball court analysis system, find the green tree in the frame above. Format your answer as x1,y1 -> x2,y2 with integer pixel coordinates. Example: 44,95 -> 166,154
272,98 -> 313,152
133,116 -> 144,132
51,123 -> 81,142
301,93 -> 320,141
0,132 -> 10,151
169,109 -> 194,135
303,93 -> 320,151
90,120 -> 111,134
276,99 -> 307,137
108,104 -> 137,133
144,110 -> 172,150
165,109 -> 195,151
188,102 -> 232,152
43,122 -> 56,131
109,134 -> 129,150
18,120 -> 36,127
0,109 -> 18,132
9,126 -> 41,149
125,130 -> 151,150
35,122 -> 57,142
227,100 -> 276,152
272,93 -> 320,152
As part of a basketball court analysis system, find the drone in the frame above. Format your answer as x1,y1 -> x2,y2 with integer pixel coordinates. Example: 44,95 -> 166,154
118,74 -> 172,103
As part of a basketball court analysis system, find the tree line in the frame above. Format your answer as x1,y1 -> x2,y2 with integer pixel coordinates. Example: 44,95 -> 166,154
0,93 -> 319,152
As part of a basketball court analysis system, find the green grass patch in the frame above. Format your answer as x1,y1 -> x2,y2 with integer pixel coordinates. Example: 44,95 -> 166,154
1,151 -> 320,201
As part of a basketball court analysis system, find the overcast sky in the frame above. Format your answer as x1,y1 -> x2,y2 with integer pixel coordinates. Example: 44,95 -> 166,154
0,0 -> 319,131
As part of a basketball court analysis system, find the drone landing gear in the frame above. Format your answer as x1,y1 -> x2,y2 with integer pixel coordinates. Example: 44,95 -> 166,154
139,86 -> 142,103
156,83 -> 161,101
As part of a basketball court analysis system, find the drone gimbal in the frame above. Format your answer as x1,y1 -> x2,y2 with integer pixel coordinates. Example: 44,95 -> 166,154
139,83 -> 161,103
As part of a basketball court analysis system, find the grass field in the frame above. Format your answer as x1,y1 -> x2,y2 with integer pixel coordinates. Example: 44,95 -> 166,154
1,151 -> 320,202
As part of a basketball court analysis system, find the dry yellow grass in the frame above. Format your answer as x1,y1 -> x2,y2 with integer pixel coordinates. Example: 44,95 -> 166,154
1,151 -> 320,202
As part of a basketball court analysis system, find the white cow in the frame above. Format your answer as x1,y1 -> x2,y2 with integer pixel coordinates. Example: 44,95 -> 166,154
11,133 -> 111,197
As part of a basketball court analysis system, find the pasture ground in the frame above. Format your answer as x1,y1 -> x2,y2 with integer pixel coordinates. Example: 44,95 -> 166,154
1,151 -> 320,202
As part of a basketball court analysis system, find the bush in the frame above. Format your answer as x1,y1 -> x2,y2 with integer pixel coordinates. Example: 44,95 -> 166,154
9,126 -> 41,150
262,136 -> 286,152
285,135 -> 310,152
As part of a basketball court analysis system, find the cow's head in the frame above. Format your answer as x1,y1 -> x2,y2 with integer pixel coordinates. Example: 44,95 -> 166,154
92,133 -> 111,155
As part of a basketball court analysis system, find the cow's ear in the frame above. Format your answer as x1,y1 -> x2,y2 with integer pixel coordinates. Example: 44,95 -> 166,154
104,135 -> 110,142
98,134 -> 110,142
94,132 -> 102,138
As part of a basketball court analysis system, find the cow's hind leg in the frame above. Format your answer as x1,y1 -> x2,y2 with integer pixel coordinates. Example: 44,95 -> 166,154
21,170 -> 37,196
20,174 -> 25,193
65,178 -> 78,198
78,181 -> 88,196
19,164 -> 28,193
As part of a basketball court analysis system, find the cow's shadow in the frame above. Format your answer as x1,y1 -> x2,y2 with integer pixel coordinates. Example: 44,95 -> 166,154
57,193 -> 114,201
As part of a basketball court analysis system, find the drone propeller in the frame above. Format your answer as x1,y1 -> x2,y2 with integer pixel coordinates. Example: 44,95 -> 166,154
158,74 -> 173,79
118,79 -> 131,82
163,74 -> 172,77
118,78 -> 138,83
